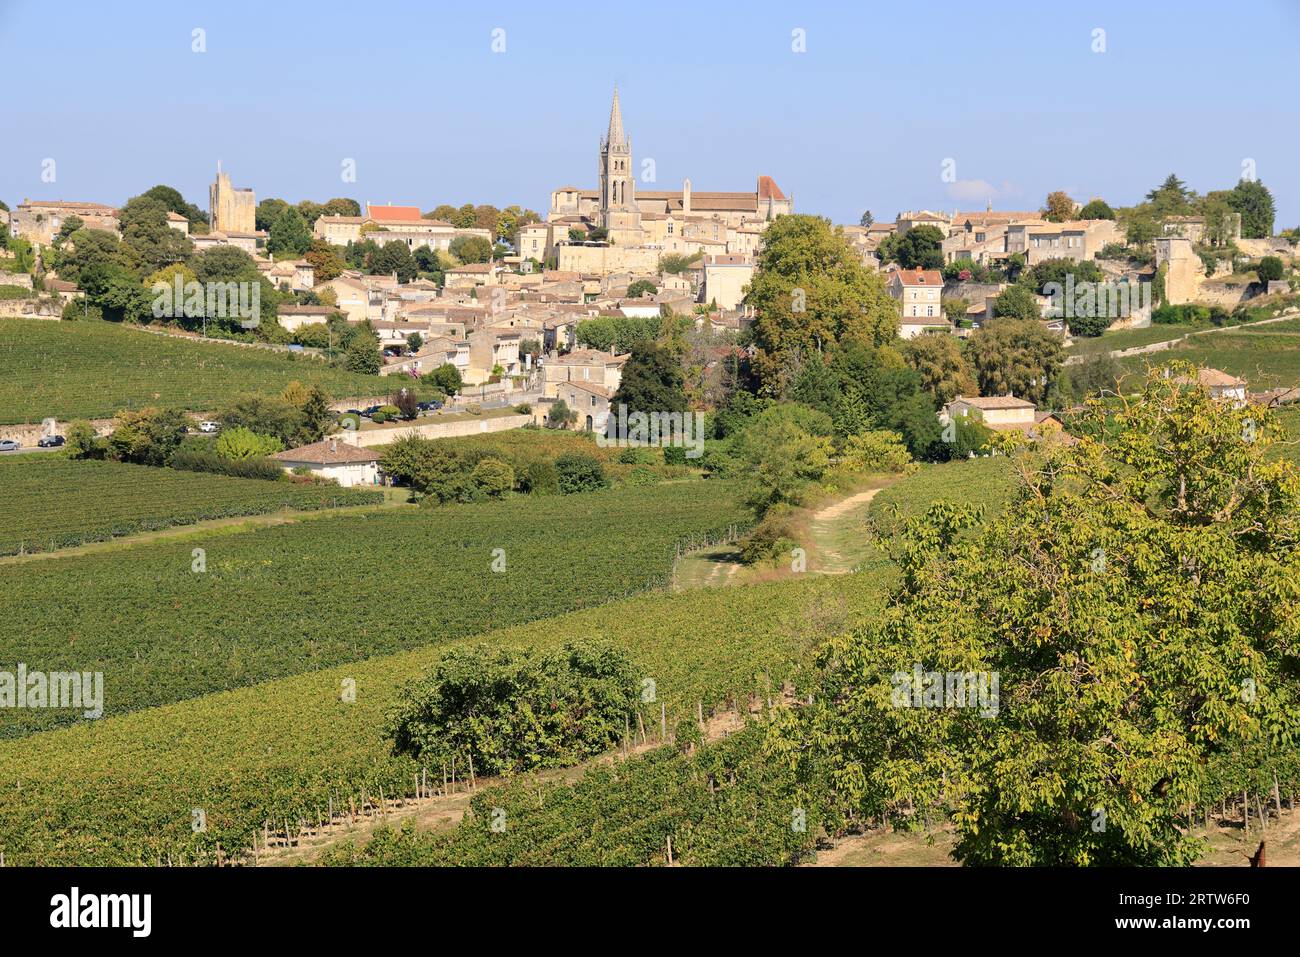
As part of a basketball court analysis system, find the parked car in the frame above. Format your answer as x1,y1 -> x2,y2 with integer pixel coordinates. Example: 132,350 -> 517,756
198,421 -> 221,433
0,439 -> 20,452
416,400 -> 444,413
37,435 -> 65,448
360,405 -> 382,418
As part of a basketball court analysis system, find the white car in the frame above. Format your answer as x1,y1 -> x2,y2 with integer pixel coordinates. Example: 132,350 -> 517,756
198,421 -> 221,433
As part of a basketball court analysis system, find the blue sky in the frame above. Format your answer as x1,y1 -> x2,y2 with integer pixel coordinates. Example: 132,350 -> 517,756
2,0 -> 1298,226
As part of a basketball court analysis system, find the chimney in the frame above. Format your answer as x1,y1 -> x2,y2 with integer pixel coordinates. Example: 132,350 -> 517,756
682,178 -> 692,216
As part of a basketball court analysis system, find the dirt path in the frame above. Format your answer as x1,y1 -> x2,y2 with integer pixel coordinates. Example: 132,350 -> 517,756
806,488 -> 883,574
256,708 -> 753,866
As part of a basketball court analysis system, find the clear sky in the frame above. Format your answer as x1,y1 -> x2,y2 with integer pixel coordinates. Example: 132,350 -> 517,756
2,0 -> 1297,226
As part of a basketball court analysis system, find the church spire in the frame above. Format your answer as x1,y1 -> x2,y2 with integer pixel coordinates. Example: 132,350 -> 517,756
606,86 -> 625,148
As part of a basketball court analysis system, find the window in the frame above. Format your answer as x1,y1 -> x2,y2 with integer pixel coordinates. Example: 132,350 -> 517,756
927,306 -> 934,316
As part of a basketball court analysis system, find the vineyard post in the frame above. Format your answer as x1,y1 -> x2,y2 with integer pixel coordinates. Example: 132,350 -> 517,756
1243,791 -> 1249,831
1273,776 -> 1283,817
637,711 -> 646,744
1257,794 -> 1268,832
469,753 -> 476,791
660,702 -> 666,742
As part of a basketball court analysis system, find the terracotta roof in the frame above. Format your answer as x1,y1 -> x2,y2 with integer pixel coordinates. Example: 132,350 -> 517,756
892,269 -> 943,286
1198,367 -> 1246,388
953,395 -> 1036,410
757,176 -> 786,201
277,304 -> 333,315
553,349 -> 628,365
317,215 -> 365,225
273,438 -> 379,465
447,262 -> 494,273
367,204 -> 423,222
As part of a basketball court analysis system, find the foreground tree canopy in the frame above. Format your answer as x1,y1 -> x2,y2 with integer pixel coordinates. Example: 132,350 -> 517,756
771,363 -> 1300,865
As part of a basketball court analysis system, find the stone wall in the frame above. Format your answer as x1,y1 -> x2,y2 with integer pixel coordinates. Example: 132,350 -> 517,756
340,413 -> 531,448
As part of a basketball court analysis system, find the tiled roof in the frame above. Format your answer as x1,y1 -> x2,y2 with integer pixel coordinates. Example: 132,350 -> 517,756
367,204 -> 423,222
273,438 -> 379,465
954,395 -> 1036,410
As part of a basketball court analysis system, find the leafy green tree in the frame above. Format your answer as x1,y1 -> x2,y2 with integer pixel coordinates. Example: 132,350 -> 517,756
1256,255 -> 1284,282
1027,258 -> 1103,296
255,198 -> 291,232
139,184 -> 207,229
344,332 -> 381,374
733,404 -> 834,511
106,407 -> 190,466
373,240 -> 417,282
215,426 -> 283,460
1078,198 -> 1114,220
423,362 -> 462,396
1145,173 -> 1196,216
771,363 -> 1300,865
747,215 -> 899,394
304,239 -> 345,282
547,399 -> 576,429
859,210 -> 874,227
626,279 -> 657,298
966,317 -> 1063,404
611,341 -> 687,422
900,332 -> 976,406
990,283 -> 1041,321
449,234 -> 492,264
268,207 -> 313,257
470,457 -> 515,498
555,452 -> 609,493
1042,190 -> 1075,222
884,224 -> 946,269
1227,179 -> 1275,239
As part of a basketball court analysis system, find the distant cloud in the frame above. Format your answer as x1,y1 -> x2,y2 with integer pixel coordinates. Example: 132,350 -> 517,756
945,179 -> 998,203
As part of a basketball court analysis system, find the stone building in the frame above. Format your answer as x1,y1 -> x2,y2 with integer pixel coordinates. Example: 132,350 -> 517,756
209,165 -> 256,234
10,200 -> 119,248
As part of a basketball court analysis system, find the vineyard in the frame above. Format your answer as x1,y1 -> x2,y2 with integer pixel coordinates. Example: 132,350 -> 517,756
0,319 -> 389,423
319,725 -> 823,867
0,456 -> 383,556
0,571 -> 890,865
0,480 -> 750,736
867,455 -> 1016,539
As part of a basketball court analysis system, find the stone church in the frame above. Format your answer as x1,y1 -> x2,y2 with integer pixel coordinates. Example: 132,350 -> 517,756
544,89 -> 792,274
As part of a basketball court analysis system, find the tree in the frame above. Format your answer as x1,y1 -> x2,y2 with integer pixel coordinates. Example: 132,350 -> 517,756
626,279 -> 657,298
1256,255 -> 1284,282
424,363 -> 462,396
118,195 -> 193,273
990,284 -> 1042,321
859,210 -> 874,227
555,452 -> 609,493
449,234 -> 492,264
659,252 -> 700,275
1145,173 -> 1195,216
268,207 -> 313,257
1078,198 -> 1114,220
406,332 -> 424,354
882,224 -> 945,269
392,386 -> 420,420
1227,179 -> 1275,239
1027,258 -> 1103,296
1125,213 -> 1160,247
216,426 -> 283,460
1066,351 -> 1120,401
1042,191 -> 1075,222
304,239 -> 345,282
255,198 -> 291,233
139,184 -> 208,229
470,457 -> 514,498
747,215 -> 899,394
546,399 -> 576,429
373,240 -> 417,282
900,332 -> 976,406
966,317 -> 1063,405
733,404 -> 834,511
771,363 -> 1300,865
345,332 -> 381,374
611,342 -> 687,422
567,227 -> 586,243
106,407 -> 190,466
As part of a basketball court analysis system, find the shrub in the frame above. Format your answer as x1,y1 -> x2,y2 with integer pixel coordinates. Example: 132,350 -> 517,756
522,459 -> 559,495
740,505 -> 799,565
1257,256 -> 1284,283
623,465 -> 660,487
384,641 -> 640,776
663,446 -> 687,466
555,452 -> 609,494
216,426 -> 283,460
470,457 -> 514,498
840,429 -> 913,474
169,448 -> 285,481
